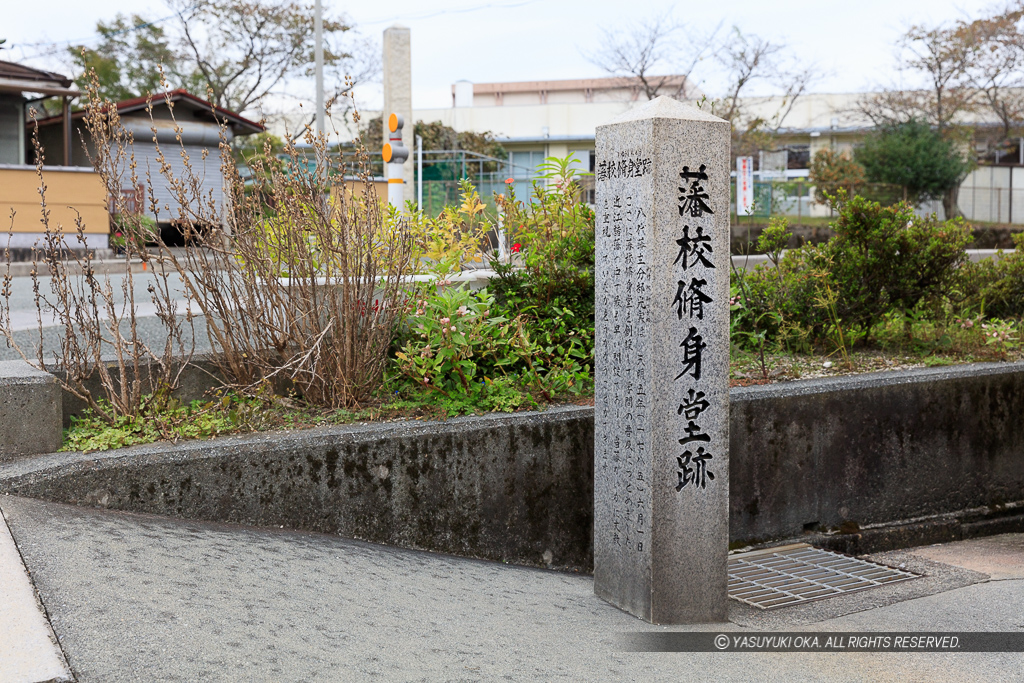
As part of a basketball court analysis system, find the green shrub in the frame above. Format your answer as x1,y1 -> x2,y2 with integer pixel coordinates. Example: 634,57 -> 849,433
490,157 -> 595,364
736,194 -> 972,347
388,282 -> 591,412
733,240 -> 829,350
969,233 -> 1024,319
825,195 -> 972,338
854,119 -> 971,208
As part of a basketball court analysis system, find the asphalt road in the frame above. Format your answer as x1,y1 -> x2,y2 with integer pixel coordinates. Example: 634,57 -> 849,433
0,270 -> 214,362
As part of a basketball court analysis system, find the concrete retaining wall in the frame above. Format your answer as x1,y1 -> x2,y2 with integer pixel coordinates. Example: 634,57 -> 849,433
55,354 -> 227,428
729,363 -> 1024,546
1,362 -> 1023,571
0,407 -> 594,571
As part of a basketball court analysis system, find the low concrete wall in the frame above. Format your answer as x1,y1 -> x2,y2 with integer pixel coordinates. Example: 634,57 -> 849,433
0,360 -> 62,461
55,353 -> 227,428
0,407 -> 594,571
730,363 -> 1024,546
2,362 -> 1022,571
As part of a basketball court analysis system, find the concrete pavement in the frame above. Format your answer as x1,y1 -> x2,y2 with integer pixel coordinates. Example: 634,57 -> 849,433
1,494 -> 1022,682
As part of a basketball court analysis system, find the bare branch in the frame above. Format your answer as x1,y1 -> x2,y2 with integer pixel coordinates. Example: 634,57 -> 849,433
583,11 -> 712,101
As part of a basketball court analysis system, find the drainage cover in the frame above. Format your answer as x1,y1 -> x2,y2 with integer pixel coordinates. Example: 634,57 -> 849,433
728,543 -> 918,610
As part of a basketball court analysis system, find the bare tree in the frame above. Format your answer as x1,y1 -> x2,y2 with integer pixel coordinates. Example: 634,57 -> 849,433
584,12 -> 714,100
963,4 -> 1024,145
856,16 -> 994,218
587,16 -> 818,161
858,21 -> 979,133
712,29 -> 783,124
168,0 -> 377,115
708,28 -> 819,160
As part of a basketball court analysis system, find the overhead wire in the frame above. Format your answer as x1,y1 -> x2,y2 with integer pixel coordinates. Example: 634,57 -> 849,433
9,2 -> 201,63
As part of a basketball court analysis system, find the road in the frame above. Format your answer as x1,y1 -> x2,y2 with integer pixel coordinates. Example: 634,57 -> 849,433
0,270 -> 213,362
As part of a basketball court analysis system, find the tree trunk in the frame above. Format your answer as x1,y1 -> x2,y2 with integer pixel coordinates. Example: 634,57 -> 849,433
942,185 -> 961,220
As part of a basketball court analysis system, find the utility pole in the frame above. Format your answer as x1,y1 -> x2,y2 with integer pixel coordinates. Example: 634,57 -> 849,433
315,0 -> 325,138
416,134 -> 423,210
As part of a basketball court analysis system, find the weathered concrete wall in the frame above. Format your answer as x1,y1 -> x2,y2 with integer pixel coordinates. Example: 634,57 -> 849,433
730,363 -> 1024,546
55,353 -> 228,428
0,407 -> 594,571
2,362 -> 1023,571
0,360 -> 62,461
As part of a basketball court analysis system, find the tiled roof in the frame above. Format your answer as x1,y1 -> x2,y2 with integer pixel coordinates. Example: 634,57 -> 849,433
0,60 -> 72,87
33,89 -> 265,135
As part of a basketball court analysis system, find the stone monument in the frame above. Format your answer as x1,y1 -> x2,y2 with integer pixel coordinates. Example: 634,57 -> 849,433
593,96 -> 731,624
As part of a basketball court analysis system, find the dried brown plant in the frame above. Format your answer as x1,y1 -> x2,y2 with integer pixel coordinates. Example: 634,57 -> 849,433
3,66 -> 410,418
1,93 -> 195,424
134,79 -> 412,408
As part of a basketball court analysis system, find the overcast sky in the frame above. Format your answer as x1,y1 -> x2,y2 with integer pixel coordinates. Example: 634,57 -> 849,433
2,0 -> 997,114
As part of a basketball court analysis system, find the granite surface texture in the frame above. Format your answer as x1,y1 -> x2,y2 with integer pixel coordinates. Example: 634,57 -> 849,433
594,97 -> 731,623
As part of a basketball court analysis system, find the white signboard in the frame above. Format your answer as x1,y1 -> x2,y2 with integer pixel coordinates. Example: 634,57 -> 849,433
737,156 -> 754,216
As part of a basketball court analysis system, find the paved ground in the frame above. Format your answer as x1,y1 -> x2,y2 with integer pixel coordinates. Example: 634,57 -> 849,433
0,271 -> 212,362
1,495 -> 1022,683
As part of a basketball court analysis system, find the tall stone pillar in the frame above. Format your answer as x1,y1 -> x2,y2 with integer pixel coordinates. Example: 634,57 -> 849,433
382,25 -> 414,195
593,97 -> 731,624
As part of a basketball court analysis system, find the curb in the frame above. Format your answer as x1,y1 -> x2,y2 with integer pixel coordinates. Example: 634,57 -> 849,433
0,499 -> 73,683
4,259 -> 148,278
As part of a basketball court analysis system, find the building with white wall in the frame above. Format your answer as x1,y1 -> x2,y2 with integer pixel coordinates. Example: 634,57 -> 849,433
267,73 -> 1024,223
417,76 -> 703,181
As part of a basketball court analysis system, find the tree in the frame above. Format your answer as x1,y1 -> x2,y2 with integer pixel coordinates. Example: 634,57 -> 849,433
360,119 -> 507,178
68,0 -> 377,117
584,12 -> 711,100
961,5 -> 1024,145
857,18 -> 985,218
414,121 -> 506,159
712,27 -> 817,159
808,149 -> 866,205
858,21 -> 979,134
68,14 -> 200,103
169,0 -> 372,115
585,15 -> 817,164
854,119 -> 970,212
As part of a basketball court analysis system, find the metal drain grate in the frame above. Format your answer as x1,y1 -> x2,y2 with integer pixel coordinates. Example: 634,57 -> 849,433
728,543 -> 918,610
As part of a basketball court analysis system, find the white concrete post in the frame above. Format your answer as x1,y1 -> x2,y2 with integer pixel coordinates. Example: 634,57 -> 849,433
384,113 -> 409,209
